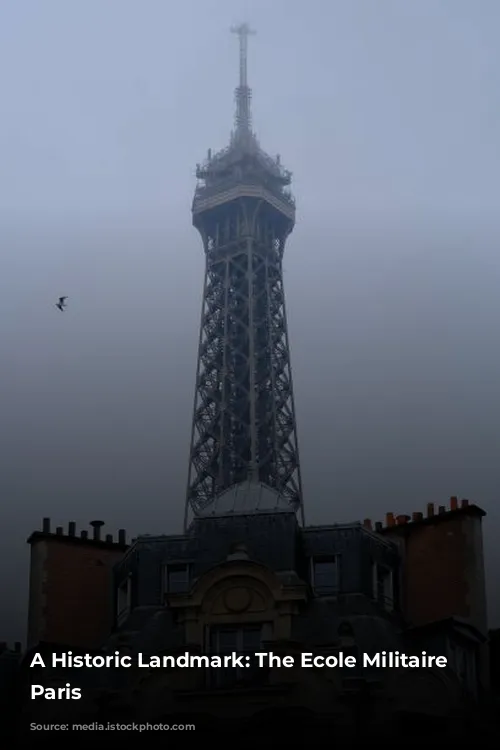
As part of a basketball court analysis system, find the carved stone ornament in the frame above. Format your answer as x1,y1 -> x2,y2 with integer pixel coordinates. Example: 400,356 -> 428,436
223,587 -> 252,613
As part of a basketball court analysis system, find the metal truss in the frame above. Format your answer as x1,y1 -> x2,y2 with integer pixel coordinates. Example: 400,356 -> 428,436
185,196 -> 303,522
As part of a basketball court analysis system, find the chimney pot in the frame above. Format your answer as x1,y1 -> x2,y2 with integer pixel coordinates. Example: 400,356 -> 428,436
375,521 -> 383,532
68,522 -> 76,536
386,513 -> 395,527
90,520 -> 105,541
461,498 -> 469,508
450,496 -> 458,510
412,511 -> 423,522
396,514 -> 410,525
363,519 -> 372,530
118,529 -> 126,545
438,506 -> 446,514
427,503 -> 434,517
80,530 -> 88,540
56,526 -> 63,535
105,534 -> 113,543
42,517 -> 50,533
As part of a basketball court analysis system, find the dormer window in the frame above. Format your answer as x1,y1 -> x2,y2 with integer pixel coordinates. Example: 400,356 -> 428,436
164,563 -> 190,595
311,556 -> 339,594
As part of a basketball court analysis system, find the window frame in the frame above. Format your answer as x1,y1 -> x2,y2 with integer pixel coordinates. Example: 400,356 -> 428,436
207,623 -> 266,687
162,562 -> 191,597
372,562 -> 394,611
310,555 -> 340,594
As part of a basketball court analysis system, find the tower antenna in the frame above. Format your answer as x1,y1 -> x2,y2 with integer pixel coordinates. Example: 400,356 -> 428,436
230,22 -> 256,137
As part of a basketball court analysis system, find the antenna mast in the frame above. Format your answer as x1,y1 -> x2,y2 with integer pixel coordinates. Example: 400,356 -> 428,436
231,22 -> 256,139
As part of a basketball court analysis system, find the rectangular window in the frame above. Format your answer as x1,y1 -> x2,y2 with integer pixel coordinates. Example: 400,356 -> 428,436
311,556 -> 339,594
210,624 -> 263,653
208,625 -> 264,687
117,576 -> 131,625
372,563 -> 393,611
164,564 -> 190,595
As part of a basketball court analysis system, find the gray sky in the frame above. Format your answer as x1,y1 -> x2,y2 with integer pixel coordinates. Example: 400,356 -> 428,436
1,0 -> 499,640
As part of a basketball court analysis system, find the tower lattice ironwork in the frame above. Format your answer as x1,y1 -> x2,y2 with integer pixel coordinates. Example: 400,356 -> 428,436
185,24 -> 303,527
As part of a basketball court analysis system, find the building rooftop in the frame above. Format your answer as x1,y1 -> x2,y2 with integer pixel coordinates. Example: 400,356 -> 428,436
196,480 -> 294,518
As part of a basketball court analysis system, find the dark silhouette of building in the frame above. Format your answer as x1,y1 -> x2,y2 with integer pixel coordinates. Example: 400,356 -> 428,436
17,497 -> 490,740
4,24 -> 495,743
0,642 -> 22,737
490,628 -> 500,693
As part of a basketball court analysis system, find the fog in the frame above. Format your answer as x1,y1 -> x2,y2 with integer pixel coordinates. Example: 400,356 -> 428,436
0,0 -> 499,640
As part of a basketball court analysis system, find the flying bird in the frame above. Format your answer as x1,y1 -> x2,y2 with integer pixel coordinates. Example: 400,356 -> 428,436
56,296 -> 68,311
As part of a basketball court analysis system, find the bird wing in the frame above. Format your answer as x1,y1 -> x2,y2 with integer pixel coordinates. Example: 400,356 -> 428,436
59,296 -> 68,303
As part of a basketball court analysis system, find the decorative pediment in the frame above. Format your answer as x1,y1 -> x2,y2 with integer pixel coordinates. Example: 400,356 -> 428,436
168,558 -> 306,612
205,579 -> 268,616
167,559 -> 307,644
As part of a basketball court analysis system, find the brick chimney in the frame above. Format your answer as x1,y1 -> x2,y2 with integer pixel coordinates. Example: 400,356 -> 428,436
26,518 -> 128,650
380,500 -> 488,639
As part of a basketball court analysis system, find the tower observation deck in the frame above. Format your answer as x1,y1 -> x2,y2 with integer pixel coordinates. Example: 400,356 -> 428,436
185,24 -> 303,528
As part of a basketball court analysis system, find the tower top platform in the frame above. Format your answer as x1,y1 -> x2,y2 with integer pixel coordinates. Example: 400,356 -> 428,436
192,25 -> 295,221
